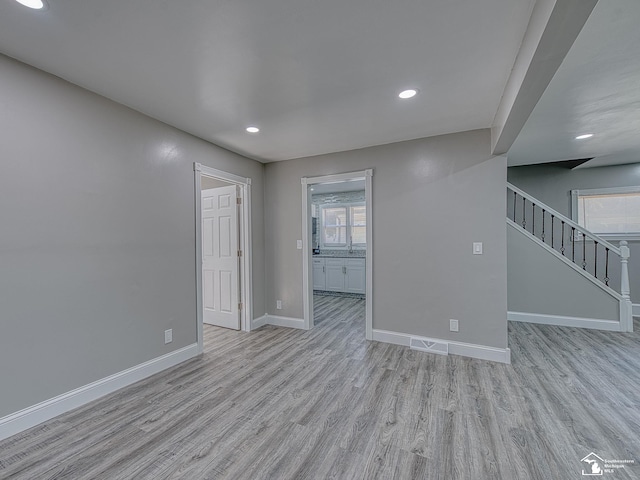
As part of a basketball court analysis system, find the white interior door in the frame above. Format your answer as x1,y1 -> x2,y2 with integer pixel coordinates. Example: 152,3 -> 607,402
202,185 -> 240,330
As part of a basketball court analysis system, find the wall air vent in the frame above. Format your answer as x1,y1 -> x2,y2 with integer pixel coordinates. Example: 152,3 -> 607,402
409,337 -> 449,356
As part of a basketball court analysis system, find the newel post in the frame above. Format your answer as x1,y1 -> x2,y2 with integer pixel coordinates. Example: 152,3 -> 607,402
619,241 -> 633,332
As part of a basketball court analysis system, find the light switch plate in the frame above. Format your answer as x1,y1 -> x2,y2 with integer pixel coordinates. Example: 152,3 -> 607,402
473,242 -> 483,255
450,319 -> 459,332
296,240 -> 303,249
164,329 -> 173,344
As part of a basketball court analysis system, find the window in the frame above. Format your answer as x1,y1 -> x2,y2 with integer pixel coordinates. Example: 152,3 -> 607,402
572,186 -> 640,239
350,205 -> 366,244
322,207 -> 348,245
320,203 -> 366,247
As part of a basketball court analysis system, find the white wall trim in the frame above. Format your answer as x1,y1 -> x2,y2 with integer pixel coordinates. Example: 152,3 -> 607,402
371,329 -> 411,346
301,169 -> 374,339
371,329 -> 511,364
301,177 -> 312,331
252,314 -> 268,330
249,314 -> 304,330
508,311 -> 622,332
364,171 -> 373,341
303,169 -> 373,186
0,343 -> 198,442
264,315 -> 306,330
197,164 -> 251,186
633,304 -> 640,318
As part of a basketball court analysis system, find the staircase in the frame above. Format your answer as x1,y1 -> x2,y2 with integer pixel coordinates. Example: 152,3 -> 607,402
506,182 -> 633,332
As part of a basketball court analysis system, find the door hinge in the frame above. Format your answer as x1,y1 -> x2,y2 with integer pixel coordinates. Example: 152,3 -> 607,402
238,302 -> 243,310
238,250 -> 243,257
237,197 -> 242,205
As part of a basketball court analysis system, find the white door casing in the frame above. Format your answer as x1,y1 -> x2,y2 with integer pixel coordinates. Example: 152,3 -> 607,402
301,169 -> 373,338
202,185 -> 240,330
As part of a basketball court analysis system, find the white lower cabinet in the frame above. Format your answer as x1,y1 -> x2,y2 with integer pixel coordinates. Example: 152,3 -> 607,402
344,259 -> 366,293
325,259 -> 346,291
312,258 -> 326,290
312,257 -> 365,294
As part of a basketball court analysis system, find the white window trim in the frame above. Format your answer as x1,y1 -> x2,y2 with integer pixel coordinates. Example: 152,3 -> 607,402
319,201 -> 366,249
571,186 -> 640,241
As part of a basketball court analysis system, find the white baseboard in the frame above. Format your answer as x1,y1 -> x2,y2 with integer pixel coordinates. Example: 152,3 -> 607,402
372,329 -> 411,347
251,314 -> 268,330
371,329 -> 511,364
633,304 -> 640,318
508,311 -> 622,331
0,343 -> 199,442
264,314 -> 305,329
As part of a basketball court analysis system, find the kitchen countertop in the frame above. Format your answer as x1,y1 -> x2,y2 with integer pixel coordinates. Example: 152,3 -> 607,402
313,254 -> 366,258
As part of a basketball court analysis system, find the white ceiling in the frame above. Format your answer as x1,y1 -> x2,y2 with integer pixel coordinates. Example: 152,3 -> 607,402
0,0 -> 535,163
507,0 -> 640,168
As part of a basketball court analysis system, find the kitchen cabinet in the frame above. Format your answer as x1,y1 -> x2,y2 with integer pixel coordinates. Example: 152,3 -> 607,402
312,257 -> 365,294
325,259 -> 346,291
312,258 -> 326,290
344,259 -> 366,293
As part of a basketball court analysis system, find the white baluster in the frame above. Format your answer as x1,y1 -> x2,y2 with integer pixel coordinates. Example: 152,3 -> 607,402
619,241 -> 633,332
620,241 -> 630,299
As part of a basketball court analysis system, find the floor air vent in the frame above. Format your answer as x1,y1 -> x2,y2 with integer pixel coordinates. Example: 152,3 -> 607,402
409,337 -> 449,356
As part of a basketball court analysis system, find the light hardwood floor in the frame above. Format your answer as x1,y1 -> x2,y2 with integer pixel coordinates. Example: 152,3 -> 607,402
1,296 -> 639,479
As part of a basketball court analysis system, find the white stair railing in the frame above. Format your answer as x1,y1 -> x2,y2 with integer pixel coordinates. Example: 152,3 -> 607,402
507,182 -> 633,331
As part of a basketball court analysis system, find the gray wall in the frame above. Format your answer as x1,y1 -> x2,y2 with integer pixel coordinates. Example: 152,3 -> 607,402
507,226 -> 619,320
264,130 -> 508,348
508,162 -> 640,302
0,54 -> 265,417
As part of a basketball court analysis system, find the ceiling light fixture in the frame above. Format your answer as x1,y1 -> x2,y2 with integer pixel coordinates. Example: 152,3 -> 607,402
398,89 -> 417,99
246,126 -> 260,133
15,0 -> 46,9
575,133 -> 594,140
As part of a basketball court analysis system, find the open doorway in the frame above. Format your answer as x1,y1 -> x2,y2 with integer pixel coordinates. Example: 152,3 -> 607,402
194,163 -> 253,354
302,170 -> 373,339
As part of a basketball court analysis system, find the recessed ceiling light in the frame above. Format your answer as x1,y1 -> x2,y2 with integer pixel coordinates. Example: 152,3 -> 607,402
246,126 -> 260,133
310,188 -> 314,191
398,89 -> 417,99
575,133 -> 594,140
15,0 -> 46,9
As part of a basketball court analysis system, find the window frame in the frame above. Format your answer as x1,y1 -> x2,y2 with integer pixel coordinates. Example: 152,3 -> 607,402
349,203 -> 367,247
319,201 -> 366,249
320,205 -> 348,247
571,186 -> 640,241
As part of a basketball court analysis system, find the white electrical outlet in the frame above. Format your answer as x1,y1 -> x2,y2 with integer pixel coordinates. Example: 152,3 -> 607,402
296,240 -> 303,249
164,329 -> 173,344
450,319 -> 459,332
276,300 -> 282,309
473,242 -> 483,255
